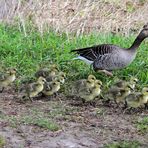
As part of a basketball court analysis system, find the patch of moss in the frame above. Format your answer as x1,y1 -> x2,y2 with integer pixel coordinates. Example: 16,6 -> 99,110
105,140 -> 141,148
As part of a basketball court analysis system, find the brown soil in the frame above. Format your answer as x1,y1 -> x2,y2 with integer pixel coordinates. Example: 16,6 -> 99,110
0,89 -> 148,148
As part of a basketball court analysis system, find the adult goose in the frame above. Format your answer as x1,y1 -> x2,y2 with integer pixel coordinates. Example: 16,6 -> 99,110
71,24 -> 148,76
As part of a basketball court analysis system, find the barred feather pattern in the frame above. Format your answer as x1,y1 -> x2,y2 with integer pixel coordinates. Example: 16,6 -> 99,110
72,44 -> 136,71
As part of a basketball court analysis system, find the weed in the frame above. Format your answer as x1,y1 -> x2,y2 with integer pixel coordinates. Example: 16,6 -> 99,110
0,135 -> 5,148
136,117 -> 148,134
105,140 -> 141,148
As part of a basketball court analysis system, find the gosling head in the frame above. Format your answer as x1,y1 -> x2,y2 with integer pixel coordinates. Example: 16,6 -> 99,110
142,87 -> 148,96
87,75 -> 96,83
50,68 -> 58,76
7,68 -> 17,74
37,77 -> 46,84
55,75 -> 65,84
52,80 -> 61,87
95,79 -> 102,87
130,77 -> 138,83
58,72 -> 66,78
50,64 -> 59,71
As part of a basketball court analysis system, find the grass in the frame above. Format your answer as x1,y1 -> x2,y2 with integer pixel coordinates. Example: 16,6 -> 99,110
0,106 -> 60,131
1,0 -> 148,36
0,135 -> 5,148
136,117 -> 148,134
105,140 -> 141,148
0,23 -> 148,87
21,116 -> 60,131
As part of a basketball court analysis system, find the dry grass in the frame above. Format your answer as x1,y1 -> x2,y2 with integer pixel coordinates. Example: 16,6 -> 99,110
0,0 -> 148,36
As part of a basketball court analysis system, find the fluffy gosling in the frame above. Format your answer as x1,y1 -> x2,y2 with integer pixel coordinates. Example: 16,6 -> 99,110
0,68 -> 16,92
83,79 -> 102,102
42,80 -> 61,96
128,77 -> 138,90
46,71 -> 66,84
25,77 -> 46,101
107,84 -> 131,106
75,74 -> 96,91
125,87 -> 148,109
35,64 -> 58,78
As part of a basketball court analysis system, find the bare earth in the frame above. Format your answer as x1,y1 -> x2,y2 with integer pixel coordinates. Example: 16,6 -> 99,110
0,89 -> 148,148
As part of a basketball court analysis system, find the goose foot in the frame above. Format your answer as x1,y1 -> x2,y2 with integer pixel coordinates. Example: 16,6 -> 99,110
97,70 -> 113,77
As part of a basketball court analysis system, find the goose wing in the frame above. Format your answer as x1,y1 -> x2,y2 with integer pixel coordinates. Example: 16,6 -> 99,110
71,44 -> 117,61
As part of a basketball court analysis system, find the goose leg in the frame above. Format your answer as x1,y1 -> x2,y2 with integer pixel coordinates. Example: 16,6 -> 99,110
97,70 -> 113,77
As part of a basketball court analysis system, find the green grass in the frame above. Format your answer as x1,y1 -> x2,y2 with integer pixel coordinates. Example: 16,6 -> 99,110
21,116 -> 60,131
0,23 -> 148,86
105,140 -> 141,148
0,135 -> 5,148
136,117 -> 148,134
0,107 -> 60,131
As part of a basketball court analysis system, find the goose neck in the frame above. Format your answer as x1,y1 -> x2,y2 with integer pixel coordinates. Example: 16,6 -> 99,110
128,36 -> 144,51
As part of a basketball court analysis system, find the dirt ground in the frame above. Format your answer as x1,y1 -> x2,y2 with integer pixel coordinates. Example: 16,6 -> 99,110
0,89 -> 148,148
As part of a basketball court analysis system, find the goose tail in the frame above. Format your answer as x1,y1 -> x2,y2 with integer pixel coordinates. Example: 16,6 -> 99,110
72,56 -> 93,65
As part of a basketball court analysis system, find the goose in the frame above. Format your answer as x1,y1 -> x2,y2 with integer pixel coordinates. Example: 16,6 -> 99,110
71,24 -> 148,76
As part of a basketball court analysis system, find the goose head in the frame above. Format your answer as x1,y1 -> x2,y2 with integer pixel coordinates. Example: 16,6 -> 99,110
139,23 -> 148,39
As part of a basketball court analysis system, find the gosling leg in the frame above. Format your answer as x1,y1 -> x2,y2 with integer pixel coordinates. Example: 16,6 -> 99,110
0,87 -> 4,93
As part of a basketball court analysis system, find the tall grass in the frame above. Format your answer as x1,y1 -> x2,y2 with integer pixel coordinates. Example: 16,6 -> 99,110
0,0 -> 148,35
